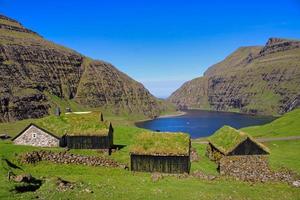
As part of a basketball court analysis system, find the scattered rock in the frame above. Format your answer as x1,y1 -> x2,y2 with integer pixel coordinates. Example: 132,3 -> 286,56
192,170 -> 216,180
292,180 -> 300,188
190,148 -> 200,162
0,134 -> 11,140
13,174 -> 33,183
56,178 -> 75,191
151,173 -> 163,182
83,188 -> 94,193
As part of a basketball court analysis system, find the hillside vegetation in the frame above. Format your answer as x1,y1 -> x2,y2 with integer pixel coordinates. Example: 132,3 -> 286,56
0,14 -> 174,123
169,38 -> 300,115
242,108 -> 300,138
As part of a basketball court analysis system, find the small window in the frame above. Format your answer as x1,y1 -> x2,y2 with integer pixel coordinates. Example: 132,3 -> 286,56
32,133 -> 37,138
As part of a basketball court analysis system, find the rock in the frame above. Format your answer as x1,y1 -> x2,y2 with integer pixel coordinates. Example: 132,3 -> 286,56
292,180 -> 300,188
0,134 -> 11,140
151,173 -> 163,182
56,178 -> 75,191
13,174 -> 33,183
84,188 -> 93,193
190,147 -> 200,162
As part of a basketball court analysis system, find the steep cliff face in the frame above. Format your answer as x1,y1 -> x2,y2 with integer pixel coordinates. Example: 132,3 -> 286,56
0,14 -> 162,122
169,38 -> 300,115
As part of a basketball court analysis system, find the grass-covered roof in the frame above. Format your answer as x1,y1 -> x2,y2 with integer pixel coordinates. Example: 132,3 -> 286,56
130,132 -> 190,156
34,112 -> 110,136
208,126 -> 269,154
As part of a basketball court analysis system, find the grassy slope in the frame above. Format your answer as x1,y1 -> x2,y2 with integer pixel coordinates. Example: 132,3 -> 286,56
0,110 -> 300,199
242,109 -> 300,138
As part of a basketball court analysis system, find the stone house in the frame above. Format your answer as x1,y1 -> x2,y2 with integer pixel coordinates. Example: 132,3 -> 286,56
12,123 -> 60,147
206,126 -> 269,162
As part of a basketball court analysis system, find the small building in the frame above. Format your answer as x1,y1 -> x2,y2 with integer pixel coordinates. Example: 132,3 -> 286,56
61,122 -> 113,149
12,123 -> 60,147
130,132 -> 191,174
206,126 -> 270,162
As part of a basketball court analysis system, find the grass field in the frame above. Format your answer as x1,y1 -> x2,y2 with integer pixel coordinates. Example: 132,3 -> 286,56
242,109 -> 300,138
0,110 -> 300,199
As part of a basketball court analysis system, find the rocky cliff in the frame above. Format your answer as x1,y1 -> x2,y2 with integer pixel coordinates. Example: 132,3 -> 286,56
0,14 -> 163,122
169,38 -> 300,115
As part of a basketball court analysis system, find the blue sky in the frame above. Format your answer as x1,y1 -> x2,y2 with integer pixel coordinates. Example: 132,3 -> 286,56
1,0 -> 300,98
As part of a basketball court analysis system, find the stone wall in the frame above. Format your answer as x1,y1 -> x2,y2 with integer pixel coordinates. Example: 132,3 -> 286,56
219,155 -> 297,183
20,150 -> 127,169
13,125 -> 59,147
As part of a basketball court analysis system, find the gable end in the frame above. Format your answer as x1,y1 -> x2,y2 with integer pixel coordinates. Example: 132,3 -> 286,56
228,138 -> 269,156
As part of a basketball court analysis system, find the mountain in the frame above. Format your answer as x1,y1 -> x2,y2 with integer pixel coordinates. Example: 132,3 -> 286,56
0,14 -> 166,122
169,38 -> 300,115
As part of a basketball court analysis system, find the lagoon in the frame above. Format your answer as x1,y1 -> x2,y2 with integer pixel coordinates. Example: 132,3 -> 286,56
136,110 -> 276,138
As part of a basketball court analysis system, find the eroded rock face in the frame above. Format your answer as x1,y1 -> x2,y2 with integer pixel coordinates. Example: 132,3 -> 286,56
169,38 -> 300,115
0,15 -> 162,122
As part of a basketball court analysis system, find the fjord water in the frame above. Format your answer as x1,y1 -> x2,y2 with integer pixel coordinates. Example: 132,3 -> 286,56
136,110 -> 276,138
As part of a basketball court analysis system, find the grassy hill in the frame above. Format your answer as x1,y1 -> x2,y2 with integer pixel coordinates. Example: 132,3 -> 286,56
242,108 -> 300,138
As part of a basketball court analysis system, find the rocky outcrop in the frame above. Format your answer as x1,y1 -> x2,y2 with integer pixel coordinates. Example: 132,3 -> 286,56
169,38 -> 300,115
0,14 -> 163,122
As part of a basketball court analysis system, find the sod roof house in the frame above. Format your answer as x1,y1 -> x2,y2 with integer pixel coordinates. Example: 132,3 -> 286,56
130,132 -> 191,174
12,123 -> 60,147
207,126 -> 270,161
61,122 -> 113,149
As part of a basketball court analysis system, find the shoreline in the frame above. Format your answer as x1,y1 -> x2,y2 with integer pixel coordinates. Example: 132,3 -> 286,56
157,111 -> 187,118
135,111 -> 187,124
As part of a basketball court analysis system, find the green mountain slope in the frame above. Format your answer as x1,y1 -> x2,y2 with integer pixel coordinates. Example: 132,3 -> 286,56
169,38 -> 300,115
0,14 -> 171,122
241,108 -> 300,138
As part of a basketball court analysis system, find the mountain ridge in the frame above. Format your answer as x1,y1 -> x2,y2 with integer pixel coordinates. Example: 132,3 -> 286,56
0,14 -> 168,122
169,38 -> 300,115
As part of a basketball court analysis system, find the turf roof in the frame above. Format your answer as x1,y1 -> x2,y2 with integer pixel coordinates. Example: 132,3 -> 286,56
130,132 -> 190,156
34,112 -> 110,136
208,126 -> 269,154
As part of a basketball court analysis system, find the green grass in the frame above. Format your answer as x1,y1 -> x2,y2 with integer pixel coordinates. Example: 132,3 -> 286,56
1,139 -> 300,200
242,109 -> 300,138
1,110 -> 300,199
267,140 -> 300,174
131,132 -> 190,156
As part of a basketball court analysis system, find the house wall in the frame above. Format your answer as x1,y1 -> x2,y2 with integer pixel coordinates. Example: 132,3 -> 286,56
131,154 -> 190,174
228,138 -> 269,156
219,155 -> 269,181
13,125 -> 59,147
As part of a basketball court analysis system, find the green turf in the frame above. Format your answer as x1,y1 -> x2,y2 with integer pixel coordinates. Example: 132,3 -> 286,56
242,108 -> 300,138
131,132 -> 190,156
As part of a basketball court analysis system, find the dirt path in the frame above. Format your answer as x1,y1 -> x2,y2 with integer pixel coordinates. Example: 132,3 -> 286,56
192,136 -> 300,144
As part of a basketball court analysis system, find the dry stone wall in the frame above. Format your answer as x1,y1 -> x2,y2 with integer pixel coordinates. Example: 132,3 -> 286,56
220,155 -> 298,183
20,150 -> 127,169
